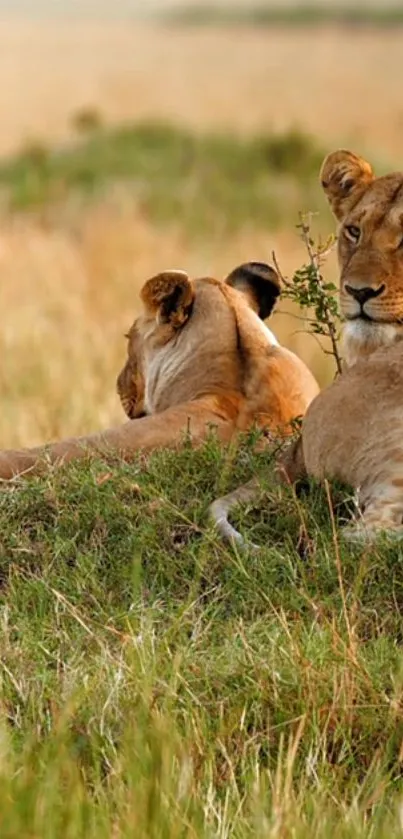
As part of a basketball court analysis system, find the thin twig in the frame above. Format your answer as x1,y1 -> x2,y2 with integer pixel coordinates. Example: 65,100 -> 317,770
272,250 -> 288,287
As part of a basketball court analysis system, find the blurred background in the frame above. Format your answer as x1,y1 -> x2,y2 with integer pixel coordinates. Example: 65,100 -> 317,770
0,0 -> 401,447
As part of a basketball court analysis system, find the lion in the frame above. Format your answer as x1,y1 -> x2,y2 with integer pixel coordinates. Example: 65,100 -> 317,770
210,150 -> 403,545
0,261 -> 319,480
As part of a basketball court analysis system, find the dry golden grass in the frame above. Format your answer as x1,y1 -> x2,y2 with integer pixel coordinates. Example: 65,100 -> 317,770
0,20 -> 395,448
1,22 -> 403,159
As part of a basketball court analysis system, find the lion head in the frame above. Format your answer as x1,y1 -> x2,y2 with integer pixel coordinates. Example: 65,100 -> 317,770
116,262 -> 283,419
321,149 -> 403,367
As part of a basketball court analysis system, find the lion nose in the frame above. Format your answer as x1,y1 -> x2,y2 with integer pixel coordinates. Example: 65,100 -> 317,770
344,284 -> 385,305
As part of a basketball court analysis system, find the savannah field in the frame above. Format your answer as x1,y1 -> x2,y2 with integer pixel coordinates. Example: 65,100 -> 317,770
2,11 -> 403,839
1,18 -> 403,446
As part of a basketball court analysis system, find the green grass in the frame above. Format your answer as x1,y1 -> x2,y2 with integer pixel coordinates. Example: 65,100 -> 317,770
1,432 -> 403,837
164,4 -> 403,28
0,121 -> 328,235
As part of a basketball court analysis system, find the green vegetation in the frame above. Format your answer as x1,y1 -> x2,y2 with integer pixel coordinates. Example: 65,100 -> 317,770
1,118 -> 401,836
1,433 -> 403,837
0,121 -> 327,234
165,3 -> 403,28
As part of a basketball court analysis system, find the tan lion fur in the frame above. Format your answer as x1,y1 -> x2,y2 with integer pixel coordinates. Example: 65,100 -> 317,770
0,262 -> 319,480
211,151 -> 403,544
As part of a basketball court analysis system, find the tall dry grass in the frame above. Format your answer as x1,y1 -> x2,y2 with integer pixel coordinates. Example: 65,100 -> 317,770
0,23 -> 402,158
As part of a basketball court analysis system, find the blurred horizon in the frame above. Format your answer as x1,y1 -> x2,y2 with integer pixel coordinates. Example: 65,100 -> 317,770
0,0 -> 401,20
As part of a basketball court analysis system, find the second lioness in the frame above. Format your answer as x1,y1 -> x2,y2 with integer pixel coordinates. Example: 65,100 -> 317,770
0,261 -> 319,479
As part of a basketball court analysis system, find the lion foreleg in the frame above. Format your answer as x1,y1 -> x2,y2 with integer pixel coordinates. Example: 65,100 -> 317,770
0,398 -> 237,480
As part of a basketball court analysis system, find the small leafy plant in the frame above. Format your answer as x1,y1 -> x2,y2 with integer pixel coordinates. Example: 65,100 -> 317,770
273,212 -> 342,374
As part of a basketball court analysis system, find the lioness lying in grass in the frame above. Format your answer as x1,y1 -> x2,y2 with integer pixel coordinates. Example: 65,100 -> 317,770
0,261 -> 319,480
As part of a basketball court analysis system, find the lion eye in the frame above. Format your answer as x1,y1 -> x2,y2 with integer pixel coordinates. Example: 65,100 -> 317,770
344,224 -> 360,243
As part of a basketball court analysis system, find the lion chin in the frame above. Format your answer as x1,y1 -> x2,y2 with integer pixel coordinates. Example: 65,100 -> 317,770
211,149 -> 403,547
342,319 -> 403,369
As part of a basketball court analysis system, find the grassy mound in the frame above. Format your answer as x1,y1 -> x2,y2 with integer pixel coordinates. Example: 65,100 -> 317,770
1,434 -> 403,837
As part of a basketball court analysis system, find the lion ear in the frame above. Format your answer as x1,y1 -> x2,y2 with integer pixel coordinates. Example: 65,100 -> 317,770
225,261 -> 280,320
320,150 -> 374,221
140,270 -> 195,328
